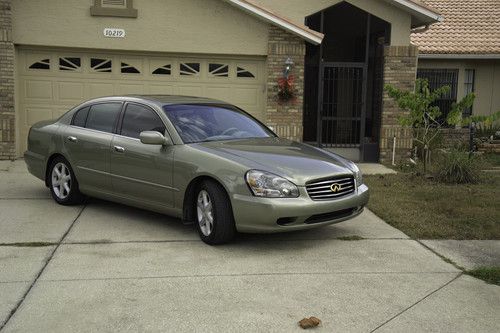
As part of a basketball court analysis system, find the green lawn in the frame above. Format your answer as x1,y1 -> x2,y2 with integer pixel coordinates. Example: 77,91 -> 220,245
364,172 -> 500,239
467,267 -> 500,286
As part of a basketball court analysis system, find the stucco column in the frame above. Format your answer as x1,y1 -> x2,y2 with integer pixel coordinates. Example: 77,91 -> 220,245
0,0 -> 15,160
379,45 -> 418,164
266,26 -> 305,142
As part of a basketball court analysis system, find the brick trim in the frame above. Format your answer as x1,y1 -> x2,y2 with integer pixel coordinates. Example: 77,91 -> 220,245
379,45 -> 418,163
0,0 -> 15,160
265,26 -> 305,141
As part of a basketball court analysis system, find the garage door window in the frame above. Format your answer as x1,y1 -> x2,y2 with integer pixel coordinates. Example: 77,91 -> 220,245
237,66 -> 255,78
86,103 -> 122,133
209,64 -> 229,77
59,57 -> 81,71
120,104 -> 166,139
91,58 -> 113,73
180,63 -> 200,76
121,62 -> 141,74
152,64 -> 171,75
29,59 -> 50,70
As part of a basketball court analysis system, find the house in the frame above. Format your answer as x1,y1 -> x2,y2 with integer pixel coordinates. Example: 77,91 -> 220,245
413,0 -> 500,122
0,0 -> 443,163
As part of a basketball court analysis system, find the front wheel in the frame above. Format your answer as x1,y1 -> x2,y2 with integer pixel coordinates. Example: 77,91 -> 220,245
195,180 -> 236,245
48,157 -> 85,205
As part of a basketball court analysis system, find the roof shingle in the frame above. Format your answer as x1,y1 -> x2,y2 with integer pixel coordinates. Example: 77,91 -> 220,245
411,0 -> 500,55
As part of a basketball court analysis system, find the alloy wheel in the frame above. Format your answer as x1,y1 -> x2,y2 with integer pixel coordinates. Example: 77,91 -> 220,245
197,190 -> 214,236
51,162 -> 71,200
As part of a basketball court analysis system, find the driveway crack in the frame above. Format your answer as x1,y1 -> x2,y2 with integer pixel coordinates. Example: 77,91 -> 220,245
370,272 -> 463,332
0,203 -> 87,331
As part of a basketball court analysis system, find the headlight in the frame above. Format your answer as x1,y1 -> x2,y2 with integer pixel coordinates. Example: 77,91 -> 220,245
350,163 -> 363,187
245,170 -> 299,198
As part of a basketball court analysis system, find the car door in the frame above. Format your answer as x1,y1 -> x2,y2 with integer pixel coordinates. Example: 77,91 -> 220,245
64,102 -> 123,194
109,102 -> 175,207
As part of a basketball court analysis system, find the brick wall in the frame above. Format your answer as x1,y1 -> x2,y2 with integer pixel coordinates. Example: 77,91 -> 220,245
440,128 -> 469,148
0,0 -> 15,160
265,26 -> 305,141
379,45 -> 418,164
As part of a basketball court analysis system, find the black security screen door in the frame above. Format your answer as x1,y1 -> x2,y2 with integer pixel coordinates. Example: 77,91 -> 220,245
304,1 -> 391,161
319,63 -> 365,147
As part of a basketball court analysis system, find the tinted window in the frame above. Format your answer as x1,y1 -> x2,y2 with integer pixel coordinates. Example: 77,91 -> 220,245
163,104 -> 274,143
72,106 -> 90,127
86,103 -> 122,133
121,104 -> 166,139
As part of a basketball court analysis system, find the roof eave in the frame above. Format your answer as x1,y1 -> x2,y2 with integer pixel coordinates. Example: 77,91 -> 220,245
387,0 -> 443,26
419,53 -> 500,60
223,0 -> 324,45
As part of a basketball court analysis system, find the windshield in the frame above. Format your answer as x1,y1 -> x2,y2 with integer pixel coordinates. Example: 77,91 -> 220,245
162,104 -> 275,143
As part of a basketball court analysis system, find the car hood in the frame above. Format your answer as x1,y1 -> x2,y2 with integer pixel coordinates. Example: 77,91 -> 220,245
193,137 -> 355,185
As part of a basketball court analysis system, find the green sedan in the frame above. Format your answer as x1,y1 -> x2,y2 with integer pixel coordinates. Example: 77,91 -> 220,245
24,95 -> 369,244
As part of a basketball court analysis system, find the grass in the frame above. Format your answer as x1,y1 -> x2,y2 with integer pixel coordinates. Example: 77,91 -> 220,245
0,242 -> 56,247
466,267 -> 500,286
364,172 -> 500,239
482,153 -> 500,168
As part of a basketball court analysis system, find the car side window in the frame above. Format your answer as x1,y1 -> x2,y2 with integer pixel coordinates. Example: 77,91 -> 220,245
72,106 -> 90,127
85,103 -> 122,133
120,104 -> 166,139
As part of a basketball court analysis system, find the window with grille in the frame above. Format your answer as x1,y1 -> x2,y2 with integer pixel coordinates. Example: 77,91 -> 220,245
463,69 -> 475,117
417,68 -> 459,124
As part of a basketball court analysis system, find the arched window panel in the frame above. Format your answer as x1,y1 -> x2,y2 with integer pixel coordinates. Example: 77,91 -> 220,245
237,66 -> 255,78
59,57 -> 81,71
209,63 -> 229,77
121,62 -> 140,74
180,63 -> 200,76
29,58 -> 50,70
91,58 -> 112,73
152,64 -> 171,75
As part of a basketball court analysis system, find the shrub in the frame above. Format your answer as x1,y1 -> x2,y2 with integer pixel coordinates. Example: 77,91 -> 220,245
435,149 -> 482,184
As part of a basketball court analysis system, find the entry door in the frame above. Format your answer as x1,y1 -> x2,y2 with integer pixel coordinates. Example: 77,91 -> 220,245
109,103 -> 175,207
318,63 -> 366,148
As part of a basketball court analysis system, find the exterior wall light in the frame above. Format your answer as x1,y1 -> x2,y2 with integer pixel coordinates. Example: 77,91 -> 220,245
284,57 -> 294,78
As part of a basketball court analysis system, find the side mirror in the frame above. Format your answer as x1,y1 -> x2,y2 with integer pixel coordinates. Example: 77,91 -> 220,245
140,131 -> 171,146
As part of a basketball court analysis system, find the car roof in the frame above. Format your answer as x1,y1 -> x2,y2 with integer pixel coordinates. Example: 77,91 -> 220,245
125,95 -> 228,106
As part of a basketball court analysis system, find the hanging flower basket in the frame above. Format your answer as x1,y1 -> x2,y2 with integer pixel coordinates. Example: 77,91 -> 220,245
277,75 -> 297,104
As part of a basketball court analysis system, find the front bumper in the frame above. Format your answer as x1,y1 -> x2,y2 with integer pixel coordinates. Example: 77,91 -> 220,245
231,184 -> 369,233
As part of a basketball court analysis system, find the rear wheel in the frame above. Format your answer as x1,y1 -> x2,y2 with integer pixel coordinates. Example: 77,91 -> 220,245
195,180 -> 235,245
48,156 -> 84,205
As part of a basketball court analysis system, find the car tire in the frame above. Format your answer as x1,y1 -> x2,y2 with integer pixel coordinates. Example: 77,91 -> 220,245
195,180 -> 236,245
48,156 -> 85,205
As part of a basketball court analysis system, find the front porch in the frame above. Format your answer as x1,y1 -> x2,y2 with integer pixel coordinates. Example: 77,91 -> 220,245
300,2 -> 416,163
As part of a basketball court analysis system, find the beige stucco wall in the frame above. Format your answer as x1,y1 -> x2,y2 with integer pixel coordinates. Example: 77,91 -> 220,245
254,0 -> 412,45
12,0 -> 269,55
418,58 -> 500,117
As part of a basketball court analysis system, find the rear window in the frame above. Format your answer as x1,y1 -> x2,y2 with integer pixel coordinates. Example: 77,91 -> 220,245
72,106 -> 90,127
85,103 -> 122,133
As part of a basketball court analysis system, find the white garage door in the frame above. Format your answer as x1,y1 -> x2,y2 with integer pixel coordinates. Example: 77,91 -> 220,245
16,48 -> 266,155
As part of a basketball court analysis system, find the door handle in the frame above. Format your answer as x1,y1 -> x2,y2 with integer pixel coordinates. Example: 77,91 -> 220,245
67,136 -> 78,143
114,146 -> 125,153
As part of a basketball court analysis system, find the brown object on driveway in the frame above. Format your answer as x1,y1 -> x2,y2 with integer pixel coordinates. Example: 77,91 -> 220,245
298,317 -> 322,329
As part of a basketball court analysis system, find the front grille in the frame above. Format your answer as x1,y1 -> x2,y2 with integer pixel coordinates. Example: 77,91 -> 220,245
306,176 -> 355,201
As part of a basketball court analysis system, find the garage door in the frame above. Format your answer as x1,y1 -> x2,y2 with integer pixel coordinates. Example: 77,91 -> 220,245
16,48 -> 266,155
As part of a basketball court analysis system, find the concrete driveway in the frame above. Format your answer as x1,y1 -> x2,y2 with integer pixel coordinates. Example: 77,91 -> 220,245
0,160 -> 499,332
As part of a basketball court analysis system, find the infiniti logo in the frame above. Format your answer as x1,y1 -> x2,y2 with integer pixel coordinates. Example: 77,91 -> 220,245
330,183 -> 342,193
